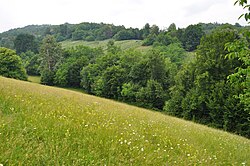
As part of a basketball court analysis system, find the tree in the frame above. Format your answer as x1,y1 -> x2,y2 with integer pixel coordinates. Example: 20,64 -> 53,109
182,24 -> 205,51
40,35 -> 63,85
142,23 -> 151,39
101,65 -> 125,99
224,0 -> 250,113
14,33 -> 38,54
0,47 -> 27,80
20,51 -> 40,75
136,79 -> 166,109
168,23 -> 177,32
150,25 -> 160,35
166,28 -> 250,136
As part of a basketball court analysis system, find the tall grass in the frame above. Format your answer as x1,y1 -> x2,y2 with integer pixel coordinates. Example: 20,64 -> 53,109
0,76 -> 249,165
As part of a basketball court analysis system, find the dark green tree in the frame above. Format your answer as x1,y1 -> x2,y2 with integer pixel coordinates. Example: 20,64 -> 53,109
14,33 -> 39,54
168,23 -> 177,32
142,23 -> 151,39
182,24 -> 205,51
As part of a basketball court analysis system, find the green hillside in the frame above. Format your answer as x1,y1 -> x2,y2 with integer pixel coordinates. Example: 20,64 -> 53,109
0,76 -> 249,165
61,39 -> 152,52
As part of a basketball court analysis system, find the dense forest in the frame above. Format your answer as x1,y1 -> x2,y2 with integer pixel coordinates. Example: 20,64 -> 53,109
0,19 -> 249,138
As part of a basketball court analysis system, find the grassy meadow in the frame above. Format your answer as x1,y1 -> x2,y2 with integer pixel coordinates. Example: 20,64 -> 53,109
61,39 -> 151,52
0,76 -> 249,165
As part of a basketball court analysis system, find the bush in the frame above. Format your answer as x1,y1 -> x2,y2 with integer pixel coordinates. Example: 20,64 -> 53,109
0,47 -> 27,80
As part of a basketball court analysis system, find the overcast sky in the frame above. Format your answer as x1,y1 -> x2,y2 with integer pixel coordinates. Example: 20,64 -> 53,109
0,0 -> 247,33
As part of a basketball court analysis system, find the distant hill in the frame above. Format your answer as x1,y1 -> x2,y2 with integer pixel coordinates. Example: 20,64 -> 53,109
0,22 -> 249,50
0,76 -> 249,165
0,22 -> 142,49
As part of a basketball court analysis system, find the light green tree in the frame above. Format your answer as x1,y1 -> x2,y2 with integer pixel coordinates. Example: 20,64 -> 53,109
0,47 -> 27,80
40,35 -> 63,85
225,0 -> 250,112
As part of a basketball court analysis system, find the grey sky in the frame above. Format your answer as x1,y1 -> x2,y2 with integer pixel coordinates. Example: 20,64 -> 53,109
0,0 -> 247,33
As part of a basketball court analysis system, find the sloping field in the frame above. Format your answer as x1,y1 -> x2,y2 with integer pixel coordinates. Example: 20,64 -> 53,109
61,39 -> 151,52
0,76 -> 249,165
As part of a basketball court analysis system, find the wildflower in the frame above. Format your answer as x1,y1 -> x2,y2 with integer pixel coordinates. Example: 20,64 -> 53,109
141,147 -> 144,151
127,142 -> 131,145
187,154 -> 190,157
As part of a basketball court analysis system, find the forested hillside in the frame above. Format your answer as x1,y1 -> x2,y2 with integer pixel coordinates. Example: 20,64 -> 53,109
0,22 -> 249,50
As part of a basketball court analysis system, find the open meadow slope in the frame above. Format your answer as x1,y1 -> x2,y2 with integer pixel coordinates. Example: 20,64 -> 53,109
0,76 -> 249,165
61,39 -> 151,52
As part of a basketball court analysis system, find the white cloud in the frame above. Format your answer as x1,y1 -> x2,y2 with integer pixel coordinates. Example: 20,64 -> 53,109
0,0 -> 248,33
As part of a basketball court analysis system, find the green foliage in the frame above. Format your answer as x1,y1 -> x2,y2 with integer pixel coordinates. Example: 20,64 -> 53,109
54,45 -> 102,87
14,33 -> 39,54
182,24 -> 205,51
121,82 -> 139,102
235,0 -> 250,21
0,47 -> 27,80
137,79 -> 166,109
165,29 -> 250,137
20,51 -> 40,75
225,29 -> 250,113
156,43 -> 186,66
142,34 -> 157,46
101,65 -> 126,99
167,23 -> 177,32
142,24 -> 160,46
113,29 -> 140,40
40,35 -> 63,85
141,23 -> 151,39
81,64 -> 98,93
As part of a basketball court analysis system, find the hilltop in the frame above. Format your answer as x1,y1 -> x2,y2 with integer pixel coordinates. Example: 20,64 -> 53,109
0,76 -> 249,165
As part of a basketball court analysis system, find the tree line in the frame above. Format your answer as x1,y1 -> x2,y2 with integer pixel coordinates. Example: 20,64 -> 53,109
1,21 -> 248,50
